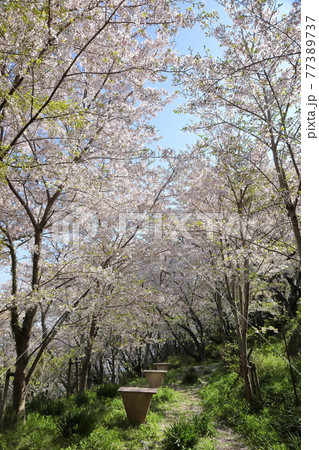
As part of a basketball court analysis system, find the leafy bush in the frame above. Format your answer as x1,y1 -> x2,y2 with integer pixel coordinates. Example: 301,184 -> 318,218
57,408 -> 98,438
162,412 -> 216,450
272,404 -> 301,440
255,351 -> 300,407
192,412 -> 217,438
74,392 -> 90,407
0,405 -> 16,430
166,355 -> 184,368
200,346 -> 301,449
163,419 -> 200,449
181,367 -> 200,385
96,383 -> 119,400
26,395 -> 66,417
152,387 -> 179,405
102,397 -> 128,428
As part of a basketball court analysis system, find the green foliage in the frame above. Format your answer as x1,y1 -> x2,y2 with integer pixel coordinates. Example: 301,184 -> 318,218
194,437 -> 216,449
102,397 -> 128,429
0,405 -> 16,430
192,412 -> 217,438
163,367 -> 181,384
162,410 -> 217,450
66,427 -> 126,449
166,355 -> 184,368
220,341 -> 239,371
200,346 -> 301,449
96,383 -> 120,400
255,348 -> 300,407
74,392 -> 90,407
163,419 -> 200,449
181,367 -> 200,385
151,387 -> 179,405
26,395 -> 66,417
0,413 -> 59,449
272,404 -> 301,442
57,408 -> 98,438
125,376 -> 148,387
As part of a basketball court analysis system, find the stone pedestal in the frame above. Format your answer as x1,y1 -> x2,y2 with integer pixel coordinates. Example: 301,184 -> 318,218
118,387 -> 157,425
142,370 -> 167,388
154,363 -> 171,371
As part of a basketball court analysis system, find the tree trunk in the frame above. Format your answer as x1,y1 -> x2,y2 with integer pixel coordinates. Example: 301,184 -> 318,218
214,290 -> 227,364
12,357 -> 27,421
143,342 -> 150,370
79,316 -> 97,393
110,350 -> 116,383
79,350 -> 91,393
0,370 -> 13,424
67,359 -> 73,398
11,308 -> 37,421
225,277 -> 255,407
99,354 -> 104,384
238,336 -> 254,407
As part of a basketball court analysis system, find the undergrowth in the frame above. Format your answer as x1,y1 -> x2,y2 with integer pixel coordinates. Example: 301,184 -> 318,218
0,348 -> 300,450
0,385 -> 180,449
162,412 -> 217,450
200,342 -> 301,450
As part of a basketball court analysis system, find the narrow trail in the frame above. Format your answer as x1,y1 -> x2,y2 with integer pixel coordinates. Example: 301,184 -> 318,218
213,426 -> 250,450
156,382 -> 249,450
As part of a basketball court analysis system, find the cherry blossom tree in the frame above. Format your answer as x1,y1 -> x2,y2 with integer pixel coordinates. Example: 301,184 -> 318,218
168,127 -> 299,405
177,0 -> 301,255
0,0 -> 201,420
0,0 -> 301,418
167,0 -> 301,404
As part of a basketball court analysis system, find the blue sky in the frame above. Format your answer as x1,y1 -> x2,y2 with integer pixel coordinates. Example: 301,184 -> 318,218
150,0 -> 294,153
150,1 -> 229,151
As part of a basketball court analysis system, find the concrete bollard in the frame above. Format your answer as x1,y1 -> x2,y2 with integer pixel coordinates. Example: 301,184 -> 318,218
142,370 -> 167,388
118,387 -> 157,425
154,363 -> 171,371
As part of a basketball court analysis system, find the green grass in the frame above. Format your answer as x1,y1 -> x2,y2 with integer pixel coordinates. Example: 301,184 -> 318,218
200,344 -> 301,450
0,384 -> 184,449
151,387 -> 181,407
0,352 -> 296,449
0,413 -> 60,450
162,412 -> 218,450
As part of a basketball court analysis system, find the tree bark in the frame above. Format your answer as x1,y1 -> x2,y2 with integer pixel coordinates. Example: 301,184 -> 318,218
11,306 -> 37,422
225,277 -> 255,407
79,316 -> 98,393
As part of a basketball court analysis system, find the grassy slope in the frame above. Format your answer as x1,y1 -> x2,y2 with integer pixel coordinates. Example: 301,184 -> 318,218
0,362 -> 223,449
0,353 -> 299,449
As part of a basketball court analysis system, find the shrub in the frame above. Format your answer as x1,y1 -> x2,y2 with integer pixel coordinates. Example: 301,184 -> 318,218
152,387 -> 179,405
181,367 -> 200,385
26,395 -> 66,417
272,404 -> 301,439
192,412 -> 217,438
200,346 -> 301,449
103,397 -> 128,428
70,428 -> 125,449
163,419 -> 199,450
0,405 -> 16,430
57,408 -> 98,438
286,432 -> 301,449
166,355 -> 183,368
96,383 -> 119,400
74,392 -> 90,407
